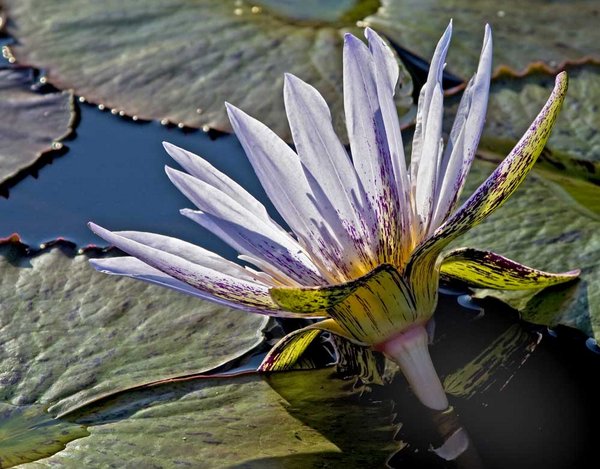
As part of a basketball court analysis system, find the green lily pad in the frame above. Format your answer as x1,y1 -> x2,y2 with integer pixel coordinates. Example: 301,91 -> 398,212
0,403 -> 88,469
453,161 -> 600,340
0,0 -> 413,141
365,0 -> 600,80
0,239 -> 267,464
0,67 -> 74,186
19,369 -> 400,468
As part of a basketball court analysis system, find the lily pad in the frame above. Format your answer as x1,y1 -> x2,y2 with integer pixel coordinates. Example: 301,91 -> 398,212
0,239 -> 267,464
452,161 -> 600,340
0,0 -> 413,141
0,403 -> 88,469
0,67 -> 74,186
20,369 -> 400,468
365,0 -> 600,80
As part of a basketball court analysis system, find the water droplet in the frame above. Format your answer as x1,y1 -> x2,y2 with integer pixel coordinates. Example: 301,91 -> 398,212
160,119 -> 169,126
98,104 -> 105,111
234,8 -> 243,15
177,122 -> 185,129
196,108 -> 203,114
202,125 -> 210,132
457,294 -> 484,313
586,338 -> 600,354
78,96 -> 86,103
51,142 -> 63,150
39,76 -> 47,84
119,110 -> 125,117
39,243 -> 46,249
132,115 -> 139,121
251,6 -> 261,14
110,108 -> 118,115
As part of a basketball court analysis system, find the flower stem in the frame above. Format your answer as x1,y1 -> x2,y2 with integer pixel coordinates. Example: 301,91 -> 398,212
378,324 -> 449,410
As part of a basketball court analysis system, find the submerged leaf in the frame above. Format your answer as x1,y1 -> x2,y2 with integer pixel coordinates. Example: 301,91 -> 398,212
1,0 -> 413,141
0,67 -> 74,186
444,324 -> 540,398
0,240 -> 267,464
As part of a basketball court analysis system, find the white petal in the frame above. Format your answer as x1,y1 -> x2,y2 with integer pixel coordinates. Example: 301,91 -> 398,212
90,256 -> 303,317
410,20 -> 452,189
283,73 -> 376,266
162,141 -> 270,221
414,83 -> 444,232
88,223 -> 281,312
343,33 -> 402,262
365,28 -> 411,250
110,230 -> 256,282
226,102 -> 364,281
166,166 -> 324,285
430,25 -> 493,231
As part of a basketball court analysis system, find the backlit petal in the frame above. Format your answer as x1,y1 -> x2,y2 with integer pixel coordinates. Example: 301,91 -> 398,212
271,264 -> 418,344
259,319 -> 350,372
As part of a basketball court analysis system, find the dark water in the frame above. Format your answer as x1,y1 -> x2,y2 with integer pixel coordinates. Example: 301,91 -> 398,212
0,102 -> 263,261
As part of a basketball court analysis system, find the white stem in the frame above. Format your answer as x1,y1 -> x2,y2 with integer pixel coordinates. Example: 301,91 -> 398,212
380,324 -> 449,410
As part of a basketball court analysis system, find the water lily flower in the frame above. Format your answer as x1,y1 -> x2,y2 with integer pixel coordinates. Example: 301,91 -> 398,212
89,22 -> 577,411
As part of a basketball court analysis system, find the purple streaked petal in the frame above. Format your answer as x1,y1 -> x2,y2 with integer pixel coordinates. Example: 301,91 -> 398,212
283,72 -> 376,266
433,72 -> 568,247
89,256 -> 280,315
225,102 -> 364,281
181,208 -> 325,286
166,166 -> 324,285
430,25 -> 493,231
343,33 -> 402,262
162,141 -> 270,221
365,28 -> 411,247
88,222 -> 281,312
110,230 -> 257,281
